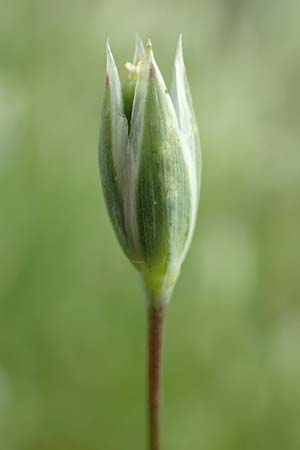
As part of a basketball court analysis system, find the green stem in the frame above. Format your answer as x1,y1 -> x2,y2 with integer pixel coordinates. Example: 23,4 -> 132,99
147,303 -> 166,450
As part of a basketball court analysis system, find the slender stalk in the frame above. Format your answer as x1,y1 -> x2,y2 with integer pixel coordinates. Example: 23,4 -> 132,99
147,303 -> 166,450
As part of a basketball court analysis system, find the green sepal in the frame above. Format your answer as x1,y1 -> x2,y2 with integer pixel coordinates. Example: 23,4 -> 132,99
130,44 -> 194,299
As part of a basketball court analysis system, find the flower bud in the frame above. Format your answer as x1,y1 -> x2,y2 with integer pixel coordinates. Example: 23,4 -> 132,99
98,35 -> 201,305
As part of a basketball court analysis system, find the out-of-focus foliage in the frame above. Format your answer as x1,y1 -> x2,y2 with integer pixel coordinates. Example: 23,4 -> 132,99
0,0 -> 299,449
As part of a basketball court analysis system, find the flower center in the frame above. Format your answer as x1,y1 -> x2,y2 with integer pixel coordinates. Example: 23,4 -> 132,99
125,60 -> 143,81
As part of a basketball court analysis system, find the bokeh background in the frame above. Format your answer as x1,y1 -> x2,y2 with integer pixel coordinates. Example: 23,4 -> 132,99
1,0 -> 300,449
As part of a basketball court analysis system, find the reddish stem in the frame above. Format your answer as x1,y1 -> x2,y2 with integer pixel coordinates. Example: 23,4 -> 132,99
148,304 -> 166,450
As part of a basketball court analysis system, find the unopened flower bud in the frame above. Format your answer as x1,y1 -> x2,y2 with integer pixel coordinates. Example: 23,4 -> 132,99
98,34 -> 201,305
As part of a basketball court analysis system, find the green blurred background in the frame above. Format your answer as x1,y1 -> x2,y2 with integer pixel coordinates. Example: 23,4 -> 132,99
1,0 -> 300,449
